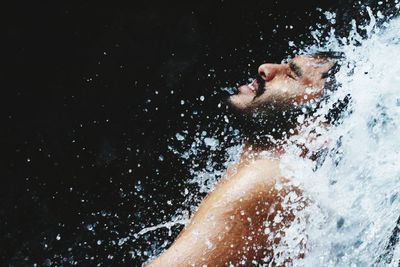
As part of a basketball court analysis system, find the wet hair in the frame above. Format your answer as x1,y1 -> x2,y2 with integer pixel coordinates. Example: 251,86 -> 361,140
290,51 -> 350,125
304,51 -> 350,125
312,51 -> 345,61
315,52 -> 345,79
310,51 -> 350,169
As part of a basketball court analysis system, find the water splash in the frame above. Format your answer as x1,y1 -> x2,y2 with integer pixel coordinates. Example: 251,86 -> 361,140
275,7 -> 400,266
140,5 -> 400,266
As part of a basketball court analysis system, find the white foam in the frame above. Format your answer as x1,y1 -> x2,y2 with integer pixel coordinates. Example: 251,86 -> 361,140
274,7 -> 400,266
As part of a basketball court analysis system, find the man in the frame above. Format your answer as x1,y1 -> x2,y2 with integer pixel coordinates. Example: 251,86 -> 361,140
147,52 -> 342,266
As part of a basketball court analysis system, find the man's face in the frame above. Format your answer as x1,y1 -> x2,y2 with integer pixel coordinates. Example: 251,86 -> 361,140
229,55 -> 335,111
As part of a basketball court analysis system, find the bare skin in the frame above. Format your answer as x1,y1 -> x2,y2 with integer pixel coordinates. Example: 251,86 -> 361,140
148,149 -> 299,266
229,55 -> 334,110
147,54 -> 336,266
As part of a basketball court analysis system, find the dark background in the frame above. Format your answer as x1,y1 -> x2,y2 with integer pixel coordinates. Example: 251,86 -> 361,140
2,1 -> 397,266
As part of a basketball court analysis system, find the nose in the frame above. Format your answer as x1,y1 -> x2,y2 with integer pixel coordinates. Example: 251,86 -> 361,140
258,63 -> 286,81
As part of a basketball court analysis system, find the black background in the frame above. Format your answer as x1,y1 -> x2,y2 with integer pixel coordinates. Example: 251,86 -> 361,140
2,1 -> 397,266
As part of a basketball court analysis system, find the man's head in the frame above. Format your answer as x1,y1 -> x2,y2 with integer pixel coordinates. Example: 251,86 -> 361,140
228,52 -> 343,142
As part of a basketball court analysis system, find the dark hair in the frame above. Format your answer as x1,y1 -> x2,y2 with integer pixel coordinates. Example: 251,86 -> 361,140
311,51 -> 350,125
311,51 -> 345,80
312,51 -> 346,60
310,51 -> 350,170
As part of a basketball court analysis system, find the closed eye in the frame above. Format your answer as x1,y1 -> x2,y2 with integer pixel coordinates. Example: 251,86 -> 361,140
287,73 -> 297,80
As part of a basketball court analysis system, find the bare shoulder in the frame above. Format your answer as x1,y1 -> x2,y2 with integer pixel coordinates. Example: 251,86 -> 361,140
226,158 -> 282,185
147,158 -> 296,267
210,158 -> 285,205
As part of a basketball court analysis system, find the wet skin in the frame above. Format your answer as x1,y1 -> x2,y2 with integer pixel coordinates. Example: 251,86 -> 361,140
147,55 -> 334,266
229,55 -> 335,111
148,151 -> 298,266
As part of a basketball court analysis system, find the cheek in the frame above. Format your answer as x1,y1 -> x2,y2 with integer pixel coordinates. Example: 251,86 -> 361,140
303,78 -> 313,86
296,86 -> 324,104
267,81 -> 293,96
272,82 -> 302,98
304,86 -> 323,95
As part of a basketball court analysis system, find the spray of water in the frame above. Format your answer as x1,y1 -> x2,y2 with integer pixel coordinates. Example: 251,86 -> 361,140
140,5 -> 400,266
273,7 -> 400,266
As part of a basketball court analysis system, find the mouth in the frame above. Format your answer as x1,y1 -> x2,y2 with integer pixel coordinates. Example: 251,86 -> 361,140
248,79 -> 257,92
237,78 -> 264,96
223,77 -> 266,100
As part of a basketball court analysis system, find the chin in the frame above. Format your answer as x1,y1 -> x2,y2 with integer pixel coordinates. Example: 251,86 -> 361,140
228,95 -> 252,111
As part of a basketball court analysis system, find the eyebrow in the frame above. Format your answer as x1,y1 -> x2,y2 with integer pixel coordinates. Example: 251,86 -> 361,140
289,62 -> 303,78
